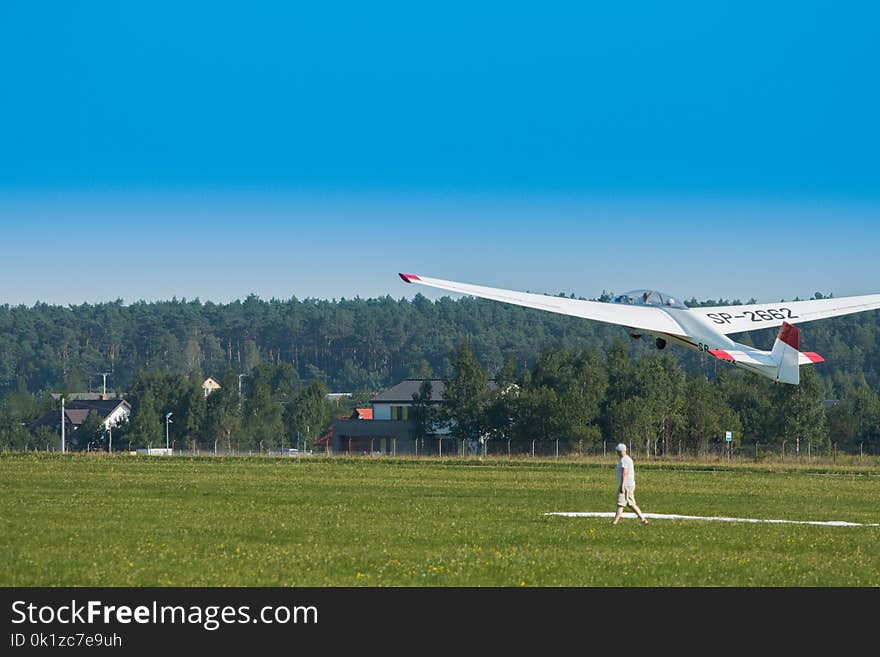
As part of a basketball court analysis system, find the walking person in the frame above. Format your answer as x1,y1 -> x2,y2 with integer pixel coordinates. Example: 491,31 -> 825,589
612,443 -> 648,525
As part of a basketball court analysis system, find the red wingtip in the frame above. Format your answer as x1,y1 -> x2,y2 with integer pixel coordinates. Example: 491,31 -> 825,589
399,273 -> 420,283
803,352 -> 825,363
778,321 -> 800,350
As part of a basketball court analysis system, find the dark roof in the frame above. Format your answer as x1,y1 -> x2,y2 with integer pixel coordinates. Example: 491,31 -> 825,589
33,410 -> 62,429
65,399 -> 131,416
65,409 -> 91,424
372,379 -> 447,403
32,409 -> 90,428
51,392 -> 126,401
33,400 -> 131,429
372,379 -> 497,404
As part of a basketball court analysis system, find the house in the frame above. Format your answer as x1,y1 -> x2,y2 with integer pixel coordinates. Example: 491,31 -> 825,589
370,379 -> 447,421
330,379 -> 496,455
202,377 -> 222,397
34,399 -> 132,450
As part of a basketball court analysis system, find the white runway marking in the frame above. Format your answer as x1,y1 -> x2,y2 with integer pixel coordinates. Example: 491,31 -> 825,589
545,512 -> 880,527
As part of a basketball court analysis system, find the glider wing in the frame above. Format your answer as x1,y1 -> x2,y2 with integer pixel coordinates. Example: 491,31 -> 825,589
399,273 -> 687,335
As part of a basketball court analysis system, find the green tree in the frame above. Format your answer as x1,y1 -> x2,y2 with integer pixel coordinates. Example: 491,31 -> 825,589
632,354 -> 685,457
243,379 -> 284,451
32,425 -> 57,451
485,369 -> 519,451
205,383 -> 241,452
410,380 -> 440,445
519,348 -> 608,450
75,410 -> 105,451
443,339 -> 489,443
717,370 -> 775,444
827,386 -> 880,452
601,339 -> 636,446
683,376 -> 741,455
180,377 -> 207,449
773,367 -> 829,454
286,381 -> 332,450
126,384 -> 160,448
0,403 -> 30,450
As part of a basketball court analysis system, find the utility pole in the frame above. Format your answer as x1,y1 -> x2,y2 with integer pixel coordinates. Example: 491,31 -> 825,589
96,372 -> 111,398
61,396 -> 66,454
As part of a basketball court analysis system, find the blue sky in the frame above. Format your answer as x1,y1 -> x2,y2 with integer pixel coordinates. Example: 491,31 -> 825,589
1,2 -> 878,306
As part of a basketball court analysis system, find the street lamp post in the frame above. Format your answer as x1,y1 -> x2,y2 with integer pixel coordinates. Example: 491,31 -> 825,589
166,412 -> 173,451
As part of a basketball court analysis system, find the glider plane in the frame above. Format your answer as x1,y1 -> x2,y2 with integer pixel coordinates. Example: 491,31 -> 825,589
399,273 -> 880,385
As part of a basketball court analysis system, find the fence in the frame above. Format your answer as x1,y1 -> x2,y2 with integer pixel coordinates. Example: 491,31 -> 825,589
4,439 -> 879,466
366,437 -> 880,466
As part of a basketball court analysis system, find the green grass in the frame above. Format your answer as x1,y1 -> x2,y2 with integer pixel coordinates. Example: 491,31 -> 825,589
1,453 -> 878,586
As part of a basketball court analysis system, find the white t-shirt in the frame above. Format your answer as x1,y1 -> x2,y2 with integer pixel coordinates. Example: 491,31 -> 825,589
617,454 -> 635,488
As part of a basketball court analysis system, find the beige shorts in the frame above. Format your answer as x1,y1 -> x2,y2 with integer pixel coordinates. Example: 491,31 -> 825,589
617,487 -> 636,508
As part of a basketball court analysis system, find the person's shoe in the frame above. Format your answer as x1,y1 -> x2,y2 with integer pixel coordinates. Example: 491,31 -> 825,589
640,518 -> 649,525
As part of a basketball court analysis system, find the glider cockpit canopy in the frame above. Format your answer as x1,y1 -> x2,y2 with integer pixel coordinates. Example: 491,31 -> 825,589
612,289 -> 688,310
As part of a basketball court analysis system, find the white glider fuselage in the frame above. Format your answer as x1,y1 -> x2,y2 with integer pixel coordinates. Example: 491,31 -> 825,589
399,274 -> 880,385
628,304 -> 739,353
613,303 -> 799,383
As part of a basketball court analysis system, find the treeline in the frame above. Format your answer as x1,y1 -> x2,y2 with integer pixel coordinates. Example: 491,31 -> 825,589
1,292 -> 878,396
120,366 -> 339,453
428,340 -> 880,456
2,340 -> 879,455
0,292 -> 878,453
0,367 -> 346,453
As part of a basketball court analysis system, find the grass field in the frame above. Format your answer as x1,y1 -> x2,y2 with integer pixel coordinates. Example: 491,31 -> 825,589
1,453 -> 878,586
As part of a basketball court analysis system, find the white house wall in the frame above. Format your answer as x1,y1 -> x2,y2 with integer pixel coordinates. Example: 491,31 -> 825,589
103,406 -> 131,429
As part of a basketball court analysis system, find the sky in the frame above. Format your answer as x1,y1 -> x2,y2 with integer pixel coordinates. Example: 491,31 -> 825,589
1,1 -> 878,306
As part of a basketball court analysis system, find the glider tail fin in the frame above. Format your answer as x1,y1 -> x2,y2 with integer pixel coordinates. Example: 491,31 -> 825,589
770,322 -> 802,385
707,322 -> 823,385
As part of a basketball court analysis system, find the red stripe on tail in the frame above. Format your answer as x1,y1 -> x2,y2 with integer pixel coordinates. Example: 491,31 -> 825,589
803,352 -> 824,363
778,322 -> 800,350
399,273 -> 421,283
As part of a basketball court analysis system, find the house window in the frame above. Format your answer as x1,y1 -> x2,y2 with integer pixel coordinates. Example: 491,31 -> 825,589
391,406 -> 409,421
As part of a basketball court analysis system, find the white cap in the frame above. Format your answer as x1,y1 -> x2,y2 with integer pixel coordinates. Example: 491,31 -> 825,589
615,443 -> 627,452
